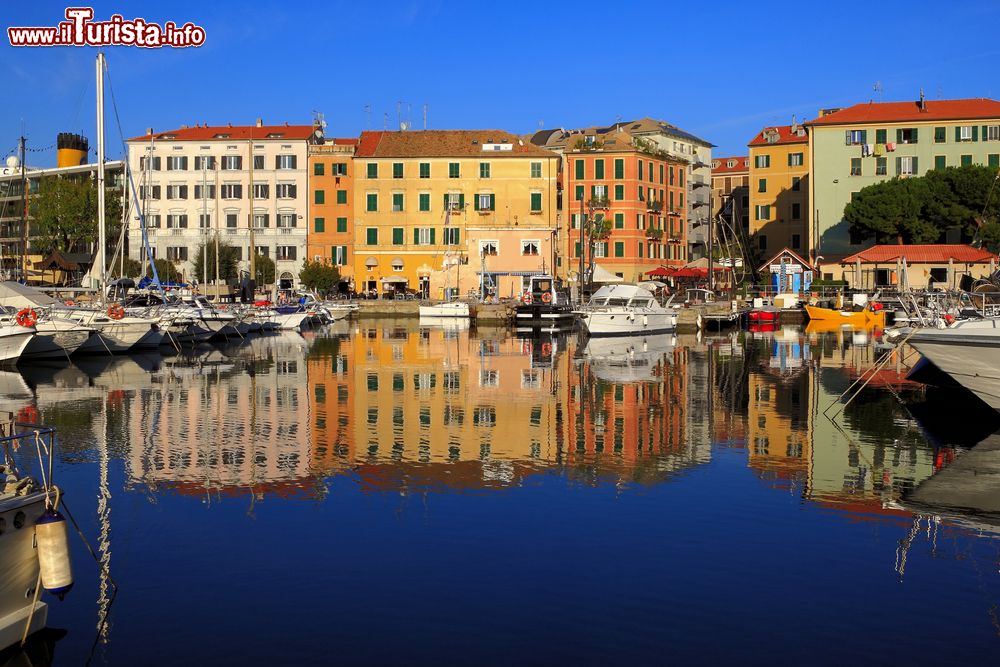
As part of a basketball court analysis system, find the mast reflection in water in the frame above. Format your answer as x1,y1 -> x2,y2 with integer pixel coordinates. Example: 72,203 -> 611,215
1,321 -> 997,664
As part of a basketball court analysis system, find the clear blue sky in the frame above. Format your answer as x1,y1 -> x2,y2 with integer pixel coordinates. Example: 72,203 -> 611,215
4,0 -> 1000,165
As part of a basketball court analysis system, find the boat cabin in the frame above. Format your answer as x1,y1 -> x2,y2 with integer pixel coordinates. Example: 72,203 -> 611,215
525,275 -> 567,305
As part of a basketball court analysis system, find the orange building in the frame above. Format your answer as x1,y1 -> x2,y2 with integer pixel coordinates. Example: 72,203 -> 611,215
307,138 -> 357,286
562,129 -> 688,282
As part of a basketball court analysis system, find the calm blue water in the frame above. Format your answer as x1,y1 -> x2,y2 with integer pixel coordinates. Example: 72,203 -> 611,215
3,322 -> 999,665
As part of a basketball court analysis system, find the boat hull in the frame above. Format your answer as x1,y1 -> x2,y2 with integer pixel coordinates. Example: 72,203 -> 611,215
0,492 -> 49,651
0,326 -> 35,364
805,305 -> 885,326
908,320 -> 1000,411
419,303 -> 470,318
580,310 -> 677,336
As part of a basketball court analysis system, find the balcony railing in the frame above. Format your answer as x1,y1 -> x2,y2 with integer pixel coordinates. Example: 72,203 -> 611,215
646,200 -> 663,213
587,197 -> 610,210
279,228 -> 295,234
645,228 -> 664,241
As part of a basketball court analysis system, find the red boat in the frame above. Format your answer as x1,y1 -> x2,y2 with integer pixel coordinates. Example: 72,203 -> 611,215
748,309 -> 779,324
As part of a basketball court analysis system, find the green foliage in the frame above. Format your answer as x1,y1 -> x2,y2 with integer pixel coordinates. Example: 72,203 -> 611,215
109,256 -> 142,278
807,279 -> 848,288
844,165 -> 1000,246
589,216 -> 612,241
193,241 -> 240,283
32,175 -> 122,254
298,260 -> 340,295
146,258 -> 181,283
253,254 -> 275,285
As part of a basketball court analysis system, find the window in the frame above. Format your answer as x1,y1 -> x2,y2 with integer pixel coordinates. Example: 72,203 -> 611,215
876,157 -> 887,175
934,127 -> 947,143
521,240 -> 539,256
275,155 -> 296,170
758,178 -> 767,193
140,185 -> 161,200
614,158 -> 624,179
850,158 -> 862,176
935,155 -> 947,170
392,227 -> 404,245
476,193 -> 495,211
592,184 -> 607,199
277,213 -> 296,228
614,241 -> 624,257
194,156 -> 215,170
336,190 -> 347,204
614,184 -> 624,200
416,228 -> 434,245
897,128 -> 918,144
252,183 -> 269,199
166,214 -> 188,228
199,214 -> 211,228
898,156 -> 916,176
314,162 -> 324,176
791,176 -> 801,192
275,184 -> 296,198
443,227 -> 460,245
221,155 -> 242,170
754,154 -> 770,168
594,242 -> 607,258
336,217 -> 347,232
255,246 -> 269,258
445,193 -> 464,211
479,162 -> 490,178
791,203 -> 801,220
334,246 -> 348,265
788,152 -> 804,167
331,162 -> 347,176
367,163 -> 378,178
448,162 -> 460,178
226,213 -> 238,228
755,204 -> 771,221
990,154 -> 1000,168
392,162 -> 403,178
253,213 -> 269,228
575,160 -> 584,179
139,156 -> 161,171
392,193 -> 404,212
166,156 -> 187,171
614,213 -> 624,229
314,217 -> 325,233
220,184 -> 242,199
959,126 -> 974,142
166,246 -> 188,261
480,240 -> 498,256
315,190 -> 325,205
366,193 -> 378,212
419,162 -> 430,178
988,125 -> 1000,142
961,154 -> 973,167
875,129 -> 887,144
276,246 -> 296,261
144,214 -> 161,229
845,129 -> 866,145
253,155 -> 265,170
574,185 -> 584,201
530,192 -> 542,212
166,184 -> 188,200
366,228 -> 378,245
419,193 -> 430,212
791,234 -> 801,249
594,159 -> 605,179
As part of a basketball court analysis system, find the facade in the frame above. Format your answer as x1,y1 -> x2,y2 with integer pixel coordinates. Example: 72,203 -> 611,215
748,125 -> 810,256
805,97 -> 1000,257
352,130 -> 560,299
711,155 -> 750,237
126,121 -> 316,287
561,129 -> 689,281
307,139 -> 357,287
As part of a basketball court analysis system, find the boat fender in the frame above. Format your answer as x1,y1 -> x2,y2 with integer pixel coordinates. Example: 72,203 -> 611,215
15,308 -> 37,328
643,314 -> 648,327
35,509 -> 73,600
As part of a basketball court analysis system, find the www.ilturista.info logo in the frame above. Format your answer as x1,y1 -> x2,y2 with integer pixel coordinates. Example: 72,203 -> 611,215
7,7 -> 206,48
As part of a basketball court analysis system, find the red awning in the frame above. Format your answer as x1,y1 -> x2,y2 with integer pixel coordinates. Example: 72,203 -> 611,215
647,266 -> 673,277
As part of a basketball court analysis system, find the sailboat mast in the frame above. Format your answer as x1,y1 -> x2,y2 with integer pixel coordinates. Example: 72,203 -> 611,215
96,52 -> 107,295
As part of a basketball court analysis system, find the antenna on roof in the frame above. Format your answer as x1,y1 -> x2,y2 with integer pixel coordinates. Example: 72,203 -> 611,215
538,120 -> 544,130
873,80 -> 883,102
383,112 -> 388,130
364,104 -> 372,129
396,101 -> 401,130
423,104 -> 428,130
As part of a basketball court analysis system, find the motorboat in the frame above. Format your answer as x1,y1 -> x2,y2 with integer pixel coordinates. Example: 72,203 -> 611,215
57,305 -> 161,353
419,301 -> 471,318
0,318 -> 35,364
514,275 -> 575,330
576,284 -> 677,336
904,317 -> 1000,411
804,304 -> 886,326
23,313 -> 94,360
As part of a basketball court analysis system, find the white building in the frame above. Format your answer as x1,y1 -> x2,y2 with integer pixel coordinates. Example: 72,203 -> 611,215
126,120 -> 317,288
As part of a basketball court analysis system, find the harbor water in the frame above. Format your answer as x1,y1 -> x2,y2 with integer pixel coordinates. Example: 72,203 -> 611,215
2,320 -> 999,665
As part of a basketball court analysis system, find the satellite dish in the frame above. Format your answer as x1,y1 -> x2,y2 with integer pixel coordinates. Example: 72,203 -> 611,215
399,121 -> 410,131
6,156 -> 19,169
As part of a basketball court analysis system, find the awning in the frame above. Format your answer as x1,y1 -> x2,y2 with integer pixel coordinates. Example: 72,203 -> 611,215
365,257 -> 379,268
416,264 -> 434,276
646,266 -> 673,277
474,271 -> 542,277
380,275 -> 408,284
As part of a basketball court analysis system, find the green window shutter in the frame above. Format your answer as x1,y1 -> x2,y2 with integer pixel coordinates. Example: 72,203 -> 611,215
574,242 -> 581,257
935,155 -> 946,170
393,163 -> 403,178
393,228 -> 403,245
314,190 -> 324,204
614,213 -> 624,229
459,194 -> 465,209
473,195 -> 480,211
957,127 -> 963,142
845,130 -> 852,145
367,228 -> 377,245
367,163 -> 377,178
614,242 -> 624,257
413,228 -> 419,244
443,194 -> 449,209
340,246 -> 348,264
990,154 -> 1000,168
530,192 -> 541,211
876,129 -> 887,144
615,184 -> 624,200
336,217 -> 347,232
337,190 -> 347,204
973,126 -> 979,141
595,160 -> 605,179
420,193 -> 430,211
575,160 -> 584,179
897,129 -> 904,143
912,156 -> 918,173
983,125 -> 990,141
787,153 -> 793,166
614,158 -> 624,179
912,128 -> 918,143
489,194 -> 495,211
575,185 -> 583,201
638,242 -> 643,258
430,228 -> 436,244
603,242 -> 609,257
895,157 -> 902,175
314,217 -> 325,232
860,130 -> 867,144
314,163 -> 324,176
366,193 -> 377,211
591,185 -> 597,198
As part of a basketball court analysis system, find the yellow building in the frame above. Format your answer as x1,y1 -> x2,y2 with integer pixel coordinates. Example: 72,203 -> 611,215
352,130 -> 559,297
748,124 -> 810,256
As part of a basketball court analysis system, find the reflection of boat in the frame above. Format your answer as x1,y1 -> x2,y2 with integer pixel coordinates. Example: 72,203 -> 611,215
577,284 -> 677,336
747,309 -> 779,324
804,304 -> 885,326
583,333 -> 675,382
418,316 -> 470,331
906,318 -> 1000,411
804,319 -> 882,335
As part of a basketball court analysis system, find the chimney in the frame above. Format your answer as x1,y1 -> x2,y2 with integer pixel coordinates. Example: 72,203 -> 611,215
919,88 -> 927,111
146,127 -> 153,135
180,124 -> 188,129
255,118 -> 263,127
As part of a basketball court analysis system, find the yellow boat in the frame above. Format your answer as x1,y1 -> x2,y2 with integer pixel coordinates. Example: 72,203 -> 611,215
804,304 -> 886,327
804,319 -> 883,334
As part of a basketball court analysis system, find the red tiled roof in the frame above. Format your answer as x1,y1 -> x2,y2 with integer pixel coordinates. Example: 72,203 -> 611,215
748,125 -> 808,146
756,247 -> 813,272
712,156 -> 749,174
127,124 -> 315,142
331,137 -> 358,146
806,98 -> 1000,126
840,244 -> 998,264
354,129 -> 554,158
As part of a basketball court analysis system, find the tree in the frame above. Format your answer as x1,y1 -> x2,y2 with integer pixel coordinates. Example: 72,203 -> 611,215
253,254 -> 275,286
299,260 -> 340,295
109,256 -> 142,278
193,241 -> 240,283
147,258 -> 181,283
31,175 -> 122,254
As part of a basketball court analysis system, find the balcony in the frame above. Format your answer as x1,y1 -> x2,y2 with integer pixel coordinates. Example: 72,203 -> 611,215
691,177 -> 710,189
691,198 -> 708,208
645,228 -> 664,241
225,228 -> 239,235
646,200 -> 663,213
587,197 -> 610,210
279,228 -> 296,235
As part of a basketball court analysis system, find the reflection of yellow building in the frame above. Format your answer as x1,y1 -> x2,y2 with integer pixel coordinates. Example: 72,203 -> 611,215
351,130 -> 559,297
748,124 -> 810,256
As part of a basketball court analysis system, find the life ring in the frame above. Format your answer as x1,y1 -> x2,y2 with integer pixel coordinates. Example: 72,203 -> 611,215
107,303 -> 125,320
15,308 -> 37,328
541,342 -> 552,356
64,299 -> 75,307
541,292 -> 553,304
522,292 -> 533,305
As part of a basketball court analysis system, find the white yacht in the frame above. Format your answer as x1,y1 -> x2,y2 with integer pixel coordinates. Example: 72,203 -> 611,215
0,321 -> 35,364
576,284 -> 677,336
906,317 -> 1000,411
23,313 -> 94,360
419,301 -> 471,318
57,306 -> 161,353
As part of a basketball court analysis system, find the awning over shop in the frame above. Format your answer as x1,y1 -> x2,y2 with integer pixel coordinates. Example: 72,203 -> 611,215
380,275 -> 407,284
364,257 -> 379,268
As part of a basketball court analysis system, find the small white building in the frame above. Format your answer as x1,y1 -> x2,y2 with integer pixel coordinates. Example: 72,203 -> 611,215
126,120 -> 317,288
